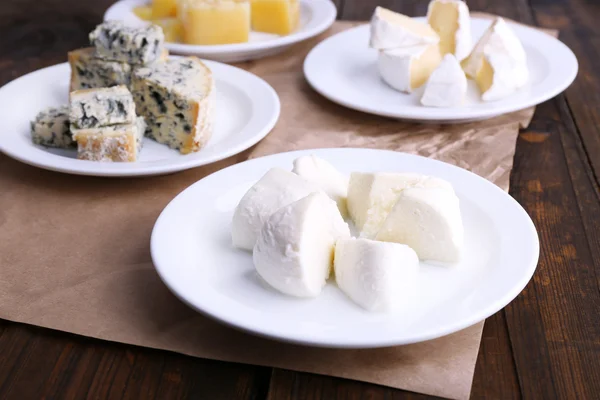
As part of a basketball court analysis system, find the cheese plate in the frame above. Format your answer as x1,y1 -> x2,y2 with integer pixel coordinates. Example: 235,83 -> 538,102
0,60 -> 280,177
304,18 -> 578,123
151,148 -> 540,348
104,0 -> 337,63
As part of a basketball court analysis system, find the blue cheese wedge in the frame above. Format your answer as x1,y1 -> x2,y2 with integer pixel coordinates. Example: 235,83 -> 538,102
68,47 -> 169,91
89,21 -> 165,65
69,85 -> 136,129
72,117 -> 145,162
30,105 -> 75,148
131,57 -> 214,154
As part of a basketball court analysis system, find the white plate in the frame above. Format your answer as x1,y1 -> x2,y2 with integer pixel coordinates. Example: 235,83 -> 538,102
104,0 -> 337,62
304,18 -> 578,123
0,60 -> 279,177
151,148 -> 539,348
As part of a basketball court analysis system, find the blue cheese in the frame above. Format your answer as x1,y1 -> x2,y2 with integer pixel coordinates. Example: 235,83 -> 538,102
131,57 -> 214,154
69,85 -> 136,129
89,21 -> 165,65
72,117 -> 146,162
30,105 -> 75,148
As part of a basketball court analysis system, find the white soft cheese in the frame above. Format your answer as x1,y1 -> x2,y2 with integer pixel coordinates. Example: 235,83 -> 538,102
378,44 -> 443,94
334,238 -> 419,312
253,192 -> 351,297
231,168 -> 318,251
421,54 -> 468,107
375,187 -> 464,263
370,6 -> 439,50
427,0 -> 472,61
292,155 -> 349,217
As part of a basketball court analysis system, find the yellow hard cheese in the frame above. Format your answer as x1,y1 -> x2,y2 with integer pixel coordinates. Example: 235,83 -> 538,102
251,0 -> 300,35
180,0 -> 250,45
152,0 -> 178,18
133,6 -> 153,20
153,17 -> 184,42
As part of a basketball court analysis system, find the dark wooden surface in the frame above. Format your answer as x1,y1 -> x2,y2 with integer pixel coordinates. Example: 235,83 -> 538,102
1,0 -> 599,399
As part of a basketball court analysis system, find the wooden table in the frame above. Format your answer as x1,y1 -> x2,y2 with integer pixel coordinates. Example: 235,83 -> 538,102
1,0 -> 598,398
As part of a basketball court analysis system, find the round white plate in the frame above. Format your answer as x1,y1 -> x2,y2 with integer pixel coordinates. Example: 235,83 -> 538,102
105,0 -> 337,63
151,148 -> 539,348
0,60 -> 279,177
304,18 -> 578,123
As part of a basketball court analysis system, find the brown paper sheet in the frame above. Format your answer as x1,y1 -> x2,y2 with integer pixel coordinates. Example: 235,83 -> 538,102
0,16 -> 556,400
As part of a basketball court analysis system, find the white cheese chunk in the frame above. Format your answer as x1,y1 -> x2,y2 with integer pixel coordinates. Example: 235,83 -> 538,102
427,0 -> 472,61
378,44 -> 443,93
232,168 -> 319,251
72,117 -> 145,162
370,6 -> 439,50
461,18 -> 528,101
69,85 -> 136,129
292,155 -> 349,218
421,54 -> 467,107
347,172 -> 454,239
30,105 -> 75,149
334,238 -> 419,312
253,192 -> 351,297
376,187 -> 464,263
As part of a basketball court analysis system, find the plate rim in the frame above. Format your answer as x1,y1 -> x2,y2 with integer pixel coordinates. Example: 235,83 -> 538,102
150,148 -> 540,348
304,18 -> 579,122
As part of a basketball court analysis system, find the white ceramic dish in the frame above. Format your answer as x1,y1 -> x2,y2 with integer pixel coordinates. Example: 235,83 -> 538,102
304,18 -> 578,123
151,148 -> 540,348
0,60 -> 279,177
104,0 -> 337,62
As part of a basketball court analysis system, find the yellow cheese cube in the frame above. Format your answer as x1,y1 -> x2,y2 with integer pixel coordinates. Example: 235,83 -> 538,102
133,6 -> 153,20
153,17 -> 184,42
251,0 -> 299,35
152,0 -> 178,18
180,1 -> 250,45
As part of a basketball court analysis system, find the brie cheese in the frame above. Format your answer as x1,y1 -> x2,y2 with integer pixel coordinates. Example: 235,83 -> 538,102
347,172 -> 454,239
253,192 -> 351,298
461,18 -> 528,101
427,0 -> 472,61
421,54 -> 467,107
334,238 -> 419,312
370,6 -> 439,50
292,155 -> 349,217
378,44 -> 443,93
375,187 -> 464,263
231,168 -> 318,251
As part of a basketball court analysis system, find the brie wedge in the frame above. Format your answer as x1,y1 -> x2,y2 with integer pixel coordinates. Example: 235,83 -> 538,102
253,192 -> 351,297
378,44 -> 443,93
461,18 -> 528,101
335,238 -> 419,312
231,168 -> 317,251
376,187 -> 464,263
427,0 -> 472,61
370,6 -> 439,50
347,172 -> 454,238
421,54 -> 468,107
292,155 -> 349,217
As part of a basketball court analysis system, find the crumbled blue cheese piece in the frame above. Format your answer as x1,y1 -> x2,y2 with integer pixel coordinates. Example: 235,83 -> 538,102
89,21 -> 165,65
72,117 -> 146,162
69,85 -> 136,129
131,57 -> 215,154
30,105 -> 75,148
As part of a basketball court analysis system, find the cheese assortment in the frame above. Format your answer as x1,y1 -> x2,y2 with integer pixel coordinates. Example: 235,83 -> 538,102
31,21 -> 216,162
231,155 -> 464,311
371,3 -> 529,106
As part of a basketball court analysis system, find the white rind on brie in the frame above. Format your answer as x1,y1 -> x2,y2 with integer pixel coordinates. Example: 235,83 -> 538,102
421,54 -> 467,107
427,0 -> 472,61
378,44 -> 443,93
370,6 -> 439,50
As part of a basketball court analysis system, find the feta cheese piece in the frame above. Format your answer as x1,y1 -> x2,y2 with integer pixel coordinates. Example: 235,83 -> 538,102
89,21 -> 165,65
378,44 -> 443,93
370,6 -> 439,50
253,192 -> 351,297
232,168 -> 318,251
376,187 -> 464,263
421,54 -> 468,107
72,117 -> 146,162
334,238 -> 419,312
347,172 -> 454,239
69,85 -> 136,129
427,0 -> 472,61
30,105 -> 75,149
461,18 -> 528,101
131,57 -> 215,154
292,155 -> 349,217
